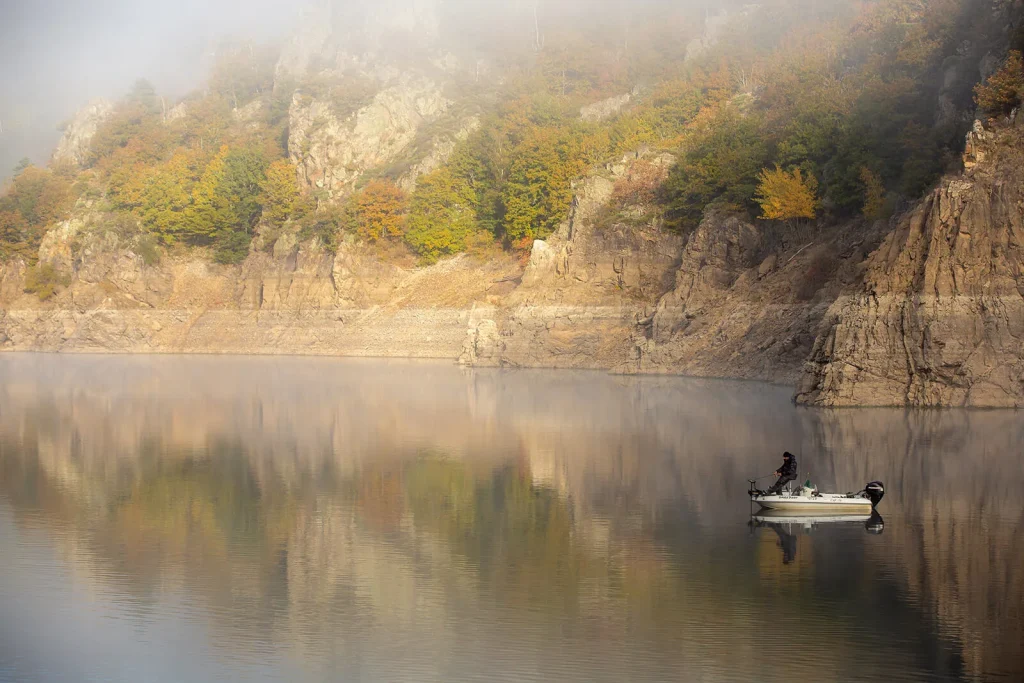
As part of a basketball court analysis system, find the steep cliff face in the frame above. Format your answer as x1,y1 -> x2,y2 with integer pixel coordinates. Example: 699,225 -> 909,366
395,115 -> 481,191
616,206 -> 885,383
798,123 -> 1024,407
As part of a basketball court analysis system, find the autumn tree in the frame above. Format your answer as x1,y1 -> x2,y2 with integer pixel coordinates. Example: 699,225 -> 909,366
974,50 -> 1024,117
0,165 -> 73,261
89,82 -> 169,166
259,160 -> 306,227
6,166 -> 72,226
503,126 -> 584,243
755,166 -> 820,221
405,169 -> 478,262
663,111 -> 768,229
0,211 -> 31,261
179,145 -> 269,263
219,146 -> 268,231
138,151 -> 196,242
349,179 -> 407,242
187,146 -> 232,242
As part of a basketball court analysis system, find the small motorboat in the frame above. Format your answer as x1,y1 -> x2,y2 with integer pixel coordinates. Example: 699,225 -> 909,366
747,480 -> 884,513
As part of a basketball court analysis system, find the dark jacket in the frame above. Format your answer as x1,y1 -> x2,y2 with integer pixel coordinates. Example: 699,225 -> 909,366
778,455 -> 798,478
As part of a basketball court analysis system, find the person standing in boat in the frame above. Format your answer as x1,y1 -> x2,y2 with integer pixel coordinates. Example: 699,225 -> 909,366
767,452 -> 798,495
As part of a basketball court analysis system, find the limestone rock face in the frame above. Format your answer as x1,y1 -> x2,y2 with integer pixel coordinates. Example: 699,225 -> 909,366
37,219 -> 84,272
798,125 -> 1024,407
288,79 -> 450,200
52,100 -> 112,167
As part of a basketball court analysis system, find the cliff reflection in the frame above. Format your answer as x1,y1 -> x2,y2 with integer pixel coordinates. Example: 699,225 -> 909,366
0,355 -> 1021,681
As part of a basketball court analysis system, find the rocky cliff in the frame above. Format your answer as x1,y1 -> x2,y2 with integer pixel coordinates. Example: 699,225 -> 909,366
7,125 -> 1024,408
797,123 -> 1024,407
458,151 -> 886,386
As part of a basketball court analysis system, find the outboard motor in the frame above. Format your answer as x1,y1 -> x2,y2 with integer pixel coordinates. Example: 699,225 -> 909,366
864,481 -> 885,508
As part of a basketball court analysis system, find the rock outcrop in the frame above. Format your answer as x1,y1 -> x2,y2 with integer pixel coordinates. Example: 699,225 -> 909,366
579,92 -> 634,123
52,100 -> 112,167
798,123 -> 1024,407
288,78 -> 449,200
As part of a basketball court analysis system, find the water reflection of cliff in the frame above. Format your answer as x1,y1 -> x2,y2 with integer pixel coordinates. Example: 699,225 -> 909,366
0,354 -> 1021,681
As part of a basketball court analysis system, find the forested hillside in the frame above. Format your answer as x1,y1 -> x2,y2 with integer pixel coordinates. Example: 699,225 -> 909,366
2,0 -> 1023,406
2,0 -> 1016,273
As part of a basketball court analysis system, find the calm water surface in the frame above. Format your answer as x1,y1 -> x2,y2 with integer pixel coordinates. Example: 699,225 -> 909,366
0,354 -> 1021,682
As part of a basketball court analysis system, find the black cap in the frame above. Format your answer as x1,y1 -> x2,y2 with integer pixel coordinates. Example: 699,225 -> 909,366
783,452 -> 794,458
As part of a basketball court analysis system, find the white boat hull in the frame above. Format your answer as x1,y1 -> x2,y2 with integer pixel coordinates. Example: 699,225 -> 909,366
752,492 -> 874,513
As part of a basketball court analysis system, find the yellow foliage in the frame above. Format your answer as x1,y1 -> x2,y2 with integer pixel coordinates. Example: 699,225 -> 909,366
859,167 -> 887,220
260,159 -> 305,227
755,166 -> 819,221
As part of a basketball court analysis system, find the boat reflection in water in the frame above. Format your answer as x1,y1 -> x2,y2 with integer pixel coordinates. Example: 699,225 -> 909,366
750,511 -> 885,565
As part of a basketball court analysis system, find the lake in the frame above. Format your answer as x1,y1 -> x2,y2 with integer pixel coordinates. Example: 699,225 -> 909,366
0,354 -> 1021,682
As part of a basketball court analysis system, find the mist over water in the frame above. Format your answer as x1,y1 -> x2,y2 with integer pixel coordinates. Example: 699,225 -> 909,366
0,354 -> 1020,682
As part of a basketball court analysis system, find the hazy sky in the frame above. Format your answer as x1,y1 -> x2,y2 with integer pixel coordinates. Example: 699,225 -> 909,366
0,0 -> 298,174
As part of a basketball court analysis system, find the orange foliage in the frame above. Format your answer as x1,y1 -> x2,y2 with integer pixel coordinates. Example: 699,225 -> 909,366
352,179 -> 408,242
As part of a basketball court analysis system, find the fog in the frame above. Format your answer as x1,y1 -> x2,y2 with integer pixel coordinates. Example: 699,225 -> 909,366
0,0 -> 296,174
0,0 -> 758,176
